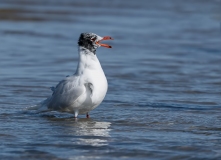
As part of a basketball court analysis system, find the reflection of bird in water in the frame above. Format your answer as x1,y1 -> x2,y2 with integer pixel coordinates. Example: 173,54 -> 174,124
66,119 -> 111,146
32,33 -> 113,118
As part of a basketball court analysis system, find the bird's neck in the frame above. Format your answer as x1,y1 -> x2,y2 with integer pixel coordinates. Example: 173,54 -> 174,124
75,46 -> 102,75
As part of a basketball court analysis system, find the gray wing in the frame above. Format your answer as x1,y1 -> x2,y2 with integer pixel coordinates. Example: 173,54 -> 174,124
47,76 -> 85,110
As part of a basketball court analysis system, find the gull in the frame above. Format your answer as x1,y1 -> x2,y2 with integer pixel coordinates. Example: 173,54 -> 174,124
35,33 -> 113,118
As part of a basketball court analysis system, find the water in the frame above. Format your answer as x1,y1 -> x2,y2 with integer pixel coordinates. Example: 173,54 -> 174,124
0,0 -> 221,159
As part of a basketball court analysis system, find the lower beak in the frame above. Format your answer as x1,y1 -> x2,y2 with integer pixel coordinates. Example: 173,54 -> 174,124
96,36 -> 113,48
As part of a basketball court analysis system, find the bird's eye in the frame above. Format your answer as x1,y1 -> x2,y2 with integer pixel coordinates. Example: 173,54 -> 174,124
91,37 -> 96,41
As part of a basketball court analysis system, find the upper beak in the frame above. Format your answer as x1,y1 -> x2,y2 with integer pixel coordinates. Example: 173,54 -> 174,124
96,36 -> 113,48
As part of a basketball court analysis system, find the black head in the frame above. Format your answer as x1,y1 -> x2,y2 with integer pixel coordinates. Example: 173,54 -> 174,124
78,33 -> 100,53
78,32 -> 113,54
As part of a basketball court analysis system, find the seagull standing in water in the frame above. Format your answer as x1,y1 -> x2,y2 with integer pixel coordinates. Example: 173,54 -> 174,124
36,33 -> 113,118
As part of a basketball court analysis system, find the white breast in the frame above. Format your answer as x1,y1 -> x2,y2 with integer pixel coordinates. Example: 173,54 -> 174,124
88,67 -> 108,108
74,47 -> 108,113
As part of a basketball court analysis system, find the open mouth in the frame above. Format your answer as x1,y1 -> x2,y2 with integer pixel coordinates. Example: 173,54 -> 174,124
96,36 -> 113,48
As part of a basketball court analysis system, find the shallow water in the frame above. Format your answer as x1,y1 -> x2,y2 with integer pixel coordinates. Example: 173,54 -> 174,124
0,0 -> 221,159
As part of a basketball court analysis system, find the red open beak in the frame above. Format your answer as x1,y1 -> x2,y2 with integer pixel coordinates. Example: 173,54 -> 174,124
96,36 -> 113,48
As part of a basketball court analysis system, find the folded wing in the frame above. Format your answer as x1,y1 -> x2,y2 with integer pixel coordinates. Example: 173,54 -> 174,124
47,76 -> 85,110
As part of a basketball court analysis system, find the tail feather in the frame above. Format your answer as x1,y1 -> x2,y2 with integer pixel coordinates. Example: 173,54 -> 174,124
25,98 -> 50,113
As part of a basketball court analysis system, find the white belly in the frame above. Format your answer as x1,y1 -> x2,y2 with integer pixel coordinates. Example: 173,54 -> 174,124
72,69 -> 108,114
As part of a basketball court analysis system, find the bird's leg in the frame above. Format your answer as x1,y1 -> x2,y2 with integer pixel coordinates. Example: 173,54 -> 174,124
86,112 -> 90,118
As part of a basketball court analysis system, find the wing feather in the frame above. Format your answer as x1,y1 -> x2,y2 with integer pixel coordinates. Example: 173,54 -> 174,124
47,76 -> 85,110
